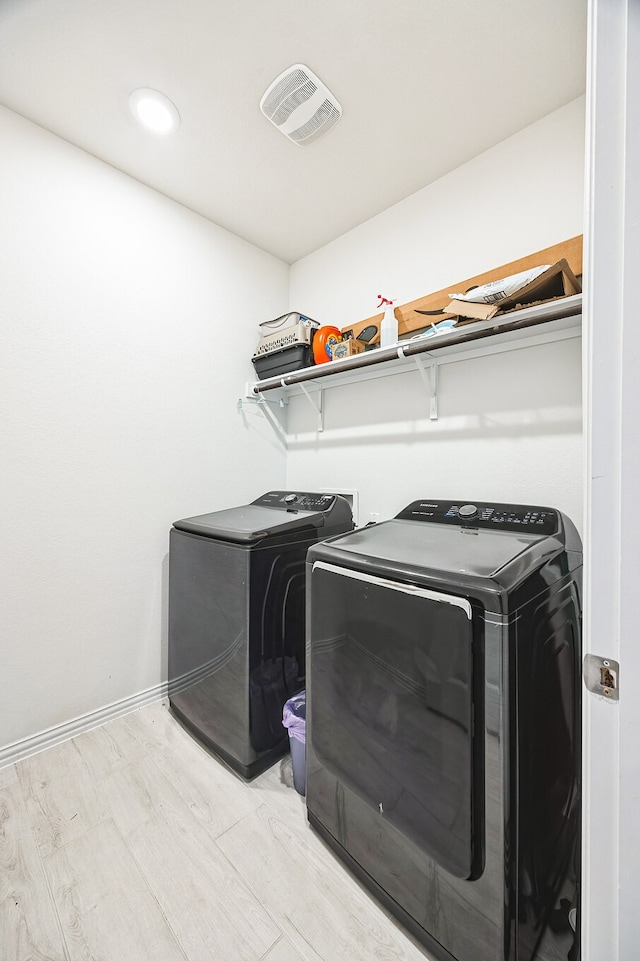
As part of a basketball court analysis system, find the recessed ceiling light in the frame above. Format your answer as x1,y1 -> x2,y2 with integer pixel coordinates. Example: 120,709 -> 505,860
129,88 -> 180,135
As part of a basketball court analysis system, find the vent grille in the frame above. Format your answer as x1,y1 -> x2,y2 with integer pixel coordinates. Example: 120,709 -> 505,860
261,68 -> 312,119
260,64 -> 342,146
289,99 -> 341,145
272,79 -> 317,126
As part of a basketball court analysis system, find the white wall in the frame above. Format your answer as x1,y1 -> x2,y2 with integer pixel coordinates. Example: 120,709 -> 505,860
286,98 -> 585,527
0,106 -> 288,755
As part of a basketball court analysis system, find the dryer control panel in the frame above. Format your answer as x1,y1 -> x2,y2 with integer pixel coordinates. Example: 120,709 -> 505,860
396,499 -> 560,535
253,491 -> 337,512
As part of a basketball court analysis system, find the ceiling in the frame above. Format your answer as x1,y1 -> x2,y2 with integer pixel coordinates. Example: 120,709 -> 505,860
0,0 -> 587,264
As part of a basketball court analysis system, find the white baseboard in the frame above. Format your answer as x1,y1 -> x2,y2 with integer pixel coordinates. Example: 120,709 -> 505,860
0,681 -> 168,769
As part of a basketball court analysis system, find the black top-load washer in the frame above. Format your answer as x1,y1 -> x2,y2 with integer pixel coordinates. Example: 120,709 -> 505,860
306,498 -> 582,961
168,490 -> 353,779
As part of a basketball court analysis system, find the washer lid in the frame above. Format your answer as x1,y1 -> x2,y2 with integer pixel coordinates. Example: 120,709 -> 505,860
322,518 -> 554,580
173,503 -> 324,542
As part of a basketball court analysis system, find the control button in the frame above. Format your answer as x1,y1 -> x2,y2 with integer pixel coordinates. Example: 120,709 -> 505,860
458,504 -> 478,519
284,493 -> 298,504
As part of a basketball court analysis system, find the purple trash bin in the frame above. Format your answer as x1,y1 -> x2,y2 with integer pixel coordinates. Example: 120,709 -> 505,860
282,691 -> 306,796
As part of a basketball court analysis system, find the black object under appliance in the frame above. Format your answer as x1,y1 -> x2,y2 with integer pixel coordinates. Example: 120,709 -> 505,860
168,490 -> 353,779
306,498 -> 582,961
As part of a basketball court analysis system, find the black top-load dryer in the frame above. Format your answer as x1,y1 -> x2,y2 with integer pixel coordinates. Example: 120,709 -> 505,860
168,490 -> 353,779
306,498 -> 582,961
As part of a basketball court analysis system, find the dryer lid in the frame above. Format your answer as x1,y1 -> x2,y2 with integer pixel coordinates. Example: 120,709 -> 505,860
323,518 -> 553,580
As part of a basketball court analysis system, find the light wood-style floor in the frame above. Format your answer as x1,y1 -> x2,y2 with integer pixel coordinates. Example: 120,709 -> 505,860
0,700 -> 434,961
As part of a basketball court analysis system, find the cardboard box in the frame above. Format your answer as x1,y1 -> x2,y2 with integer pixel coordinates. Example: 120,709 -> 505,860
330,339 -> 365,360
444,299 -> 500,321
339,321 -> 379,348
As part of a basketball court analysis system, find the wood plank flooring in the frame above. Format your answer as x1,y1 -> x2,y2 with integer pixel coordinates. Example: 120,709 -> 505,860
0,701 -> 434,961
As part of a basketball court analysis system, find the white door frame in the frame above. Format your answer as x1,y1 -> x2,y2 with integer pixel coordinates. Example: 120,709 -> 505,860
583,2 -> 640,957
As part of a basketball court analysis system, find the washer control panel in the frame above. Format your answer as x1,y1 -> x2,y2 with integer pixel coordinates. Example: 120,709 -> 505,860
253,491 -> 337,512
396,499 -> 560,535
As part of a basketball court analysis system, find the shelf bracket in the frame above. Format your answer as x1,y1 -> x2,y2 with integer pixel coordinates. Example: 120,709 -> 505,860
299,382 -> 324,432
413,355 -> 438,420
237,389 -> 288,444
257,396 -> 287,443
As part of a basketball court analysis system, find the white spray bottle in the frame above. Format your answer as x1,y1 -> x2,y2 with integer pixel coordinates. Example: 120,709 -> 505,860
377,295 -> 398,348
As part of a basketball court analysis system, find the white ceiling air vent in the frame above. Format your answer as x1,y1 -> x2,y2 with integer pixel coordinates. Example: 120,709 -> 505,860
260,64 -> 342,146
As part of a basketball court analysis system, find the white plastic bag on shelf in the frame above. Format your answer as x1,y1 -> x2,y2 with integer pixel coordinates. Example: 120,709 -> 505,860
449,265 -> 550,305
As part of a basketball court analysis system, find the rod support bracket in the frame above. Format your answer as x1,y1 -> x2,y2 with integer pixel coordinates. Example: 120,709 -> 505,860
299,383 -> 324,431
413,356 -> 439,420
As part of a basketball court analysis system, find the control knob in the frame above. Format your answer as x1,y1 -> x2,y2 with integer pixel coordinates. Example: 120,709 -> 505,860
284,493 -> 298,504
458,504 -> 478,519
